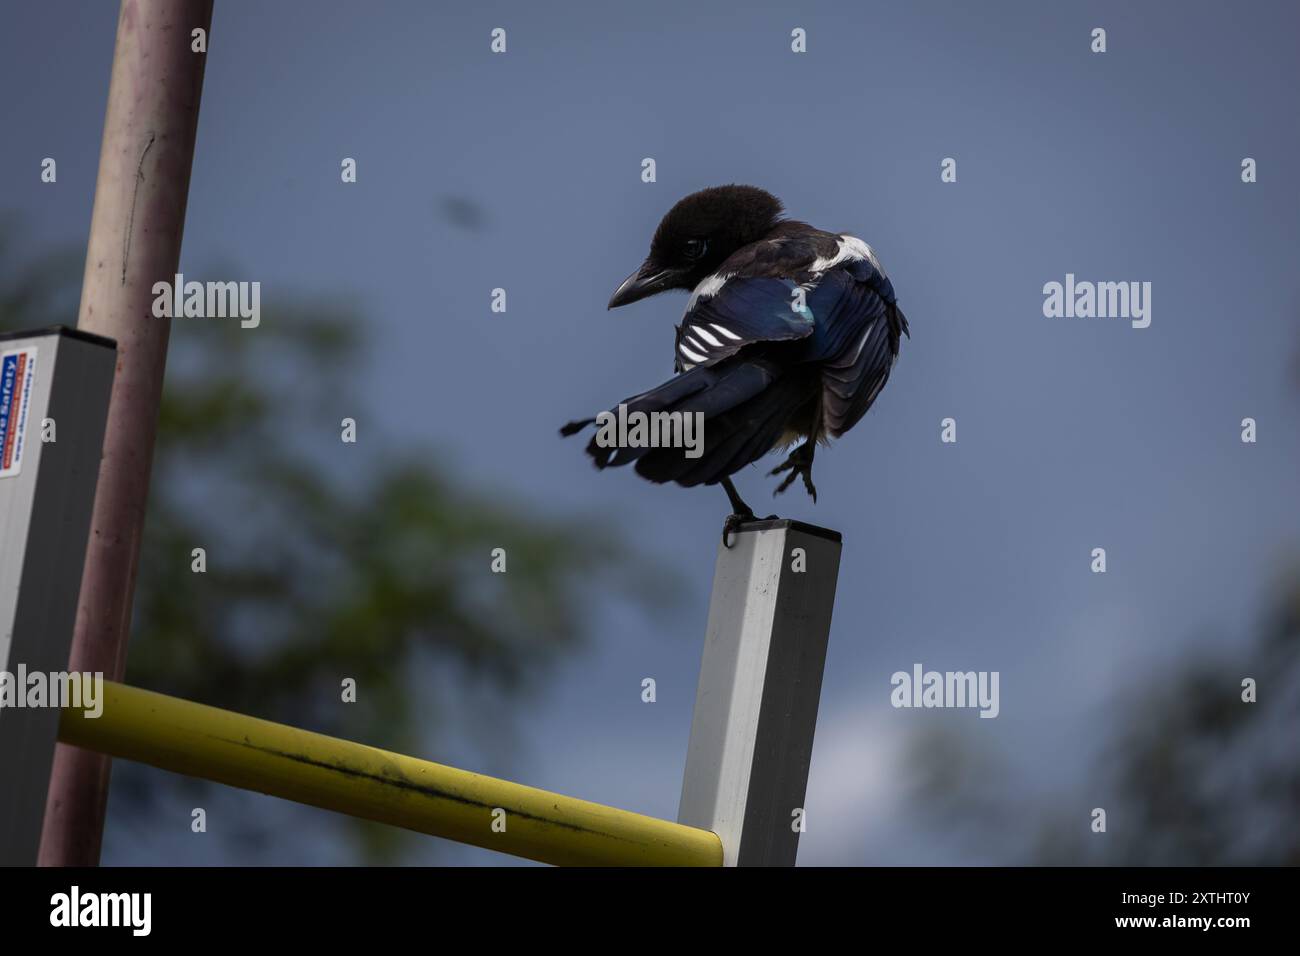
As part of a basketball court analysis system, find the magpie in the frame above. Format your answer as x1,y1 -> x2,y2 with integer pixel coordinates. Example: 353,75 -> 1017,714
561,184 -> 908,534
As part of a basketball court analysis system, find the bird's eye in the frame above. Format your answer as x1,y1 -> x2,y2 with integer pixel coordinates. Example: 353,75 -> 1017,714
682,238 -> 708,260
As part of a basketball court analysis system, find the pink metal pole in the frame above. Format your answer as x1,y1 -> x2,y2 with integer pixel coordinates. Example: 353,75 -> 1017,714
39,0 -> 213,866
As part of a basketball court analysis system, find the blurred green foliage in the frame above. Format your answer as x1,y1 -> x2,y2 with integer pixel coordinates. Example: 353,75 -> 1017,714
903,568 -> 1300,865
1,221 -> 680,862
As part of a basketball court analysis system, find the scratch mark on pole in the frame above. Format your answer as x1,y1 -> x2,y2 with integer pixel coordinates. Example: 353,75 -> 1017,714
121,131 -> 156,286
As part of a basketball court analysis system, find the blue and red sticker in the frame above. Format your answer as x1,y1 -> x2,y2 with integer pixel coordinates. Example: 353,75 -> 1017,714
0,347 -> 37,479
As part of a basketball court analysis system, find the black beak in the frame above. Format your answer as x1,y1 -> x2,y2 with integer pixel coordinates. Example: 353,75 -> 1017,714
608,261 -> 677,309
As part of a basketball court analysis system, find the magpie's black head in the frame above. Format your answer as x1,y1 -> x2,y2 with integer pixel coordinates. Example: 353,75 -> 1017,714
608,185 -> 784,309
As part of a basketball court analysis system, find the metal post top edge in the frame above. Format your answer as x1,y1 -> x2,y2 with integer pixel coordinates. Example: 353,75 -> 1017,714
0,325 -> 117,351
722,517 -> 842,543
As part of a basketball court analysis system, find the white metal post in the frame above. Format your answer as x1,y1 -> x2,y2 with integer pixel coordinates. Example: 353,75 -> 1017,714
0,327 -> 116,866
678,518 -> 842,866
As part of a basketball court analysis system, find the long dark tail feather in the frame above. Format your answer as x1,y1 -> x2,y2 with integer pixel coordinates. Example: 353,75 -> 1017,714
640,370 -> 814,486
561,357 -> 799,483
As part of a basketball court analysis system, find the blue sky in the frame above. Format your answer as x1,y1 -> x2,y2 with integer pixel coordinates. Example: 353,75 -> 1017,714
4,0 -> 1298,864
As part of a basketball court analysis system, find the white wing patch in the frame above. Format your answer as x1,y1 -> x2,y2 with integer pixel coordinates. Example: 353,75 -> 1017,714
679,341 -> 708,364
686,272 -> 731,311
691,325 -> 723,348
809,234 -> 884,276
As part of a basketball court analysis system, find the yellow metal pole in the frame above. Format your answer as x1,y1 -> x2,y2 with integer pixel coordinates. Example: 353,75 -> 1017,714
59,682 -> 722,867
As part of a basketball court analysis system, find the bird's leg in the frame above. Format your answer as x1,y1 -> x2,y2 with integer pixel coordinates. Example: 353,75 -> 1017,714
720,475 -> 754,518
769,444 -> 817,501
720,476 -> 756,548
770,403 -> 821,502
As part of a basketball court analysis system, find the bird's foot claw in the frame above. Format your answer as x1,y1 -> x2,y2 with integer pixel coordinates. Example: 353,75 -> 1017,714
722,510 -> 755,549
769,454 -> 817,503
